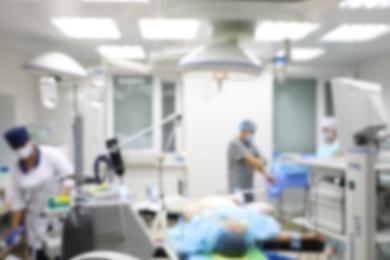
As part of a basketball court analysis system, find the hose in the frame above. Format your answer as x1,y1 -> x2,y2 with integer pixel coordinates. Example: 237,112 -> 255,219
93,155 -> 113,184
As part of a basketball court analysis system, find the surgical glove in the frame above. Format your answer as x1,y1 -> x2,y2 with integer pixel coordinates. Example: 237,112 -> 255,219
6,225 -> 24,248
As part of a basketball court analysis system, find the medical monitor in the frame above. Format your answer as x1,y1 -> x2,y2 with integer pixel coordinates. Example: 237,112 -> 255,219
331,78 -> 390,151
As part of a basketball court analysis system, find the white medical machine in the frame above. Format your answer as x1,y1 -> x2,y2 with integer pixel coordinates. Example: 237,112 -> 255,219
44,188 -> 178,260
296,78 -> 390,260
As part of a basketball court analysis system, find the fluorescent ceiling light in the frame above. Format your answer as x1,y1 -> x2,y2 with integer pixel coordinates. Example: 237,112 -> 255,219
82,0 -> 148,2
255,21 -> 319,42
322,24 -> 390,42
97,45 -> 146,59
277,48 -> 324,61
52,18 -> 121,39
339,0 -> 390,9
139,19 -> 200,40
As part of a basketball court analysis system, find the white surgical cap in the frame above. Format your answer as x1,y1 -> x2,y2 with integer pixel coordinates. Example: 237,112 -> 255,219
322,118 -> 337,130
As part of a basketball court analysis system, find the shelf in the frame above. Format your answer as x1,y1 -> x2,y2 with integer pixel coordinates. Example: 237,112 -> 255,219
292,217 -> 347,243
293,218 -> 390,246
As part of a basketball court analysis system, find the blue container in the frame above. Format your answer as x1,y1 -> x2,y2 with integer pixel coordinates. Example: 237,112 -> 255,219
264,252 -> 297,260
267,161 -> 309,199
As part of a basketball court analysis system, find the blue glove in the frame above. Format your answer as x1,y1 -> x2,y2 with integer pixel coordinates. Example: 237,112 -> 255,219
6,225 -> 24,248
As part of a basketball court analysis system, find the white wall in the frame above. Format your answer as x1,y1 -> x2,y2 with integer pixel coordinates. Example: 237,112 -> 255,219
0,47 -> 38,126
0,47 -> 38,166
183,71 -> 274,197
356,53 -> 390,114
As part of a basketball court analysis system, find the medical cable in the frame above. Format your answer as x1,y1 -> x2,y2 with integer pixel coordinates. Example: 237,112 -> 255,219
106,114 -> 181,155
93,155 -> 113,184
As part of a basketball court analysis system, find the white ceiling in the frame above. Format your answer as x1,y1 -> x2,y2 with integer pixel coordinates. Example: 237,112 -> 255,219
1,0 -> 390,66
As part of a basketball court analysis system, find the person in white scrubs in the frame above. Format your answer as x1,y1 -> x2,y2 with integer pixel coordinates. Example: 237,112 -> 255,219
4,126 -> 74,260
317,119 -> 341,159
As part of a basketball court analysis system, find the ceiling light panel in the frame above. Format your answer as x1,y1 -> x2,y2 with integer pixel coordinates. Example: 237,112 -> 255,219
278,48 -> 324,61
97,45 -> 146,59
139,19 -> 200,40
52,18 -> 121,39
255,21 -> 319,42
83,0 -> 148,2
339,0 -> 390,9
322,24 -> 390,42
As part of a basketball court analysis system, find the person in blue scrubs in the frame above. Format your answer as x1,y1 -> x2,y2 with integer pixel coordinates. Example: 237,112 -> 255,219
317,119 -> 341,159
227,120 -> 275,203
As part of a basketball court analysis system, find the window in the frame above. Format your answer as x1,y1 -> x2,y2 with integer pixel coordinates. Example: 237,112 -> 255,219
274,79 -> 317,153
325,81 -> 335,117
113,76 -> 179,152
162,81 -> 176,152
114,76 -> 153,149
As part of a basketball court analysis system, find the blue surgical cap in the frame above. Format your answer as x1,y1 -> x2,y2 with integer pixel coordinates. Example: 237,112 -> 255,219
215,231 -> 248,257
240,120 -> 256,132
4,127 -> 30,149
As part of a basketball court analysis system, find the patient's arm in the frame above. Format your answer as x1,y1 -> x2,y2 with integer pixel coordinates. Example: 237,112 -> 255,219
277,232 -> 323,243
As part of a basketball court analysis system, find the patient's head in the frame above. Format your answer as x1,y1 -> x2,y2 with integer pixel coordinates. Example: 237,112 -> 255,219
215,230 -> 248,257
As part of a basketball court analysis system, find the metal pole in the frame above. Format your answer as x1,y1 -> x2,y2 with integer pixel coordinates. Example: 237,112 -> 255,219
109,113 -> 180,154
72,83 -> 84,203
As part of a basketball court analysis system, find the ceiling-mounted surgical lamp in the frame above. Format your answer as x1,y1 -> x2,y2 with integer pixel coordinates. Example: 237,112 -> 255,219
180,42 -> 261,84
179,21 -> 262,91
24,51 -> 87,79
24,52 -> 87,110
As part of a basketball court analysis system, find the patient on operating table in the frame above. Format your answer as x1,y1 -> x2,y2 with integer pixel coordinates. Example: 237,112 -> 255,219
160,196 -> 322,258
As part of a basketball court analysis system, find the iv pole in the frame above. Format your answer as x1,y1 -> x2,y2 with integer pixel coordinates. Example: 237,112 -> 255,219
152,115 -> 182,248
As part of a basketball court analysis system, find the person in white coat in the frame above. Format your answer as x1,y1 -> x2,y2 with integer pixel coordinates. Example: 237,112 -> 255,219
4,126 -> 74,260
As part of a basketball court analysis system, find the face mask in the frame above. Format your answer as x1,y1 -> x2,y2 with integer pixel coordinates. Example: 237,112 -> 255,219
17,145 -> 33,160
246,134 -> 254,144
325,132 -> 333,143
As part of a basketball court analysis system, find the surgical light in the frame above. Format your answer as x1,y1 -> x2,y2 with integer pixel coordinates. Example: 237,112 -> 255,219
277,48 -> 324,61
255,21 -> 319,42
139,19 -> 200,40
52,18 -> 121,39
24,52 -> 87,79
180,41 -> 261,89
97,45 -> 146,59
339,0 -> 390,9
321,24 -> 390,42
